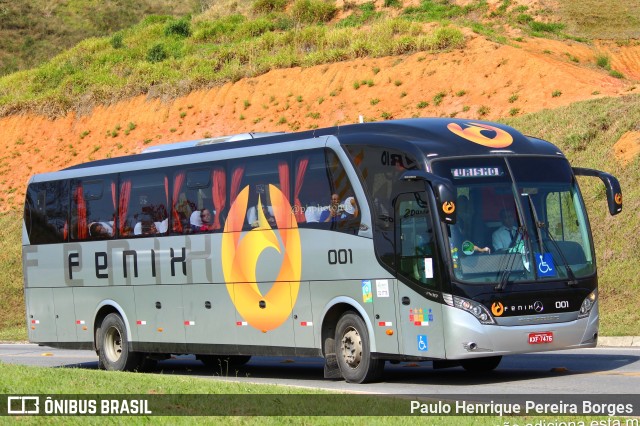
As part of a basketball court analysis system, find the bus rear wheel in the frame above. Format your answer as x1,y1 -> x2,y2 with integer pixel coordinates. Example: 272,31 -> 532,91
460,356 -> 502,372
335,312 -> 383,383
98,313 -> 141,371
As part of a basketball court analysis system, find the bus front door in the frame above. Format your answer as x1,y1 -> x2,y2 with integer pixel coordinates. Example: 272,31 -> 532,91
395,192 -> 446,359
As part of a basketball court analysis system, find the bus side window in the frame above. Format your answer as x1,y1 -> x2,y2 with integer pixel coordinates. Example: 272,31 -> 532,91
24,181 -> 68,244
296,151 -> 329,229
229,156 -> 291,230
173,166 -> 225,234
324,149 -> 361,234
71,179 -> 116,241
120,171 -> 169,237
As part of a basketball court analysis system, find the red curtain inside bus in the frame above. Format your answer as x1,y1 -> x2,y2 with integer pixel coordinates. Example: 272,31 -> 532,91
294,156 -> 309,224
212,167 -> 226,230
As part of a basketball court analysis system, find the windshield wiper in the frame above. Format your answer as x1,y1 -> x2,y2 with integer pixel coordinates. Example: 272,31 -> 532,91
524,194 -> 544,253
494,226 -> 525,291
495,194 -> 543,292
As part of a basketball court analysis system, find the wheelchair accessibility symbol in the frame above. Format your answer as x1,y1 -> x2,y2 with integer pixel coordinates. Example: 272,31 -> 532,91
417,335 -> 428,352
535,252 -> 556,277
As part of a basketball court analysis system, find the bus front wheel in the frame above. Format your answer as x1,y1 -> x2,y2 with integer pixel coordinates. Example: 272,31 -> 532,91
334,312 -> 383,383
98,313 -> 141,371
460,356 -> 502,372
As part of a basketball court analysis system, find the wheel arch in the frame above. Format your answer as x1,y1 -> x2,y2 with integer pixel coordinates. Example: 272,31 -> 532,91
320,296 -> 377,356
93,300 -> 134,352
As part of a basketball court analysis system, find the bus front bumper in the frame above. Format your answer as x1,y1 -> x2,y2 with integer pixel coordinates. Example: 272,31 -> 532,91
442,302 -> 599,360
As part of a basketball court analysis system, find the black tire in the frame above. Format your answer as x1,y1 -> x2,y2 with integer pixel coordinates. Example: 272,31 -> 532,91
460,356 -> 502,372
199,355 -> 251,370
98,313 -> 141,371
334,311 -> 383,383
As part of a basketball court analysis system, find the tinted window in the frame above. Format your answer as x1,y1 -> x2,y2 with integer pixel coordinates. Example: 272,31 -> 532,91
346,145 -> 418,232
24,181 -> 68,244
119,171 -> 168,237
70,177 -> 116,241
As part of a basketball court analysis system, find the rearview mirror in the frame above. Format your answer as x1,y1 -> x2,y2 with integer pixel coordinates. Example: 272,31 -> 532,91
573,167 -> 622,215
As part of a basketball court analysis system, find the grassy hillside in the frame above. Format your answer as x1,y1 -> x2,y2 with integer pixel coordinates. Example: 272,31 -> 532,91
0,0 -> 200,76
2,0 -> 637,119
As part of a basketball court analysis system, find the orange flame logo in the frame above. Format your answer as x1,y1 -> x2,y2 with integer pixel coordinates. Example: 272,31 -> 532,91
221,185 -> 301,331
615,193 -> 622,205
442,201 -> 455,214
447,122 -> 514,148
491,302 -> 504,317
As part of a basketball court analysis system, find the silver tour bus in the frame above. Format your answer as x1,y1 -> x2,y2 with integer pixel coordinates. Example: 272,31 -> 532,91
23,118 -> 622,383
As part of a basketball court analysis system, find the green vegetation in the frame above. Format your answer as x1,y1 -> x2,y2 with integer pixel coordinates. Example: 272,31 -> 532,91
0,9 -> 465,117
0,212 -> 24,340
337,1 -> 380,28
556,0 -> 640,39
0,0 -> 200,76
2,0 -> 638,119
433,91 -> 446,106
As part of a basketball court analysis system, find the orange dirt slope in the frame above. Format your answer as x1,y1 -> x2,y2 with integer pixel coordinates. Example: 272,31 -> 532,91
1,34 -> 638,212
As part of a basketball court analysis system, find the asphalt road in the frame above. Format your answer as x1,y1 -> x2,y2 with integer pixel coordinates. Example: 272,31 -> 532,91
1,344 -> 639,395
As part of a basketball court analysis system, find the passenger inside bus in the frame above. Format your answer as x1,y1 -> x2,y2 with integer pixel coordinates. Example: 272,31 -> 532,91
246,184 -> 276,228
192,208 -> 218,232
89,221 -> 114,239
319,193 -> 345,223
492,208 -> 518,252
304,200 -> 324,223
133,218 -> 168,235
247,204 -> 276,228
318,193 -> 360,233
174,193 -> 194,233
453,195 -> 490,255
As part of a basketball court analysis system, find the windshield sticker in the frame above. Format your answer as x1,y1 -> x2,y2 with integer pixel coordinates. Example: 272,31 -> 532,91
362,280 -> 373,303
461,241 -> 475,256
450,245 -> 459,268
375,279 -> 390,298
424,258 -> 434,279
535,253 -> 557,278
447,122 -> 514,148
451,167 -> 503,179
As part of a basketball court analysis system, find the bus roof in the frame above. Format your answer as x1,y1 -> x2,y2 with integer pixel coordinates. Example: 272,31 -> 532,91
59,117 -> 563,173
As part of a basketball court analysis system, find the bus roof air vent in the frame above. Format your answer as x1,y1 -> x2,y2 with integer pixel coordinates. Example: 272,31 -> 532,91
141,132 -> 285,154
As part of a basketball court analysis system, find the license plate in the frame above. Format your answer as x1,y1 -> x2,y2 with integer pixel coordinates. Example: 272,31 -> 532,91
528,331 -> 554,344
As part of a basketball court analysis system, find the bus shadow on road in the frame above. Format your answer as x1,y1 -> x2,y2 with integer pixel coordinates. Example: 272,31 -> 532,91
59,352 -> 640,387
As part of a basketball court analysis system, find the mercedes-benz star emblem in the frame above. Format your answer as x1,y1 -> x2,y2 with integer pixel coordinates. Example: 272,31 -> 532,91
533,301 -> 544,312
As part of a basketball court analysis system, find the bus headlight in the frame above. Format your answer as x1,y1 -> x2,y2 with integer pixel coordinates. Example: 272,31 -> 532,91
443,293 -> 496,325
578,289 -> 597,319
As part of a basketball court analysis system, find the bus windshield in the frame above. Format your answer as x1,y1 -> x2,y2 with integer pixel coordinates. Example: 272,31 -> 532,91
432,156 -> 595,285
